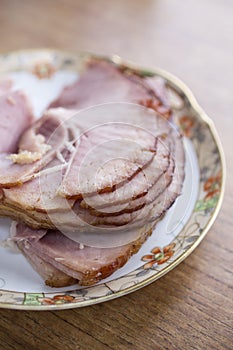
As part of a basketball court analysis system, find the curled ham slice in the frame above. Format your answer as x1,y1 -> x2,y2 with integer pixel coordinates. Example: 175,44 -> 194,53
0,89 -> 34,154
0,112 -> 70,187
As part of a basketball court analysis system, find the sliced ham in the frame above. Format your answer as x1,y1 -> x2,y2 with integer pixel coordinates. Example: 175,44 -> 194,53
69,129 -> 184,229
0,103 -> 170,193
50,59 -> 157,109
87,155 -> 173,217
0,59 -> 186,288
0,111 -> 70,187
0,124 -> 184,235
80,135 -> 171,213
1,132 -> 179,233
3,160 -> 74,213
14,222 -> 154,286
57,103 -> 171,198
0,90 -> 34,153
18,241 -> 77,287
9,141 -> 183,287
59,123 -> 157,198
14,224 -> 77,287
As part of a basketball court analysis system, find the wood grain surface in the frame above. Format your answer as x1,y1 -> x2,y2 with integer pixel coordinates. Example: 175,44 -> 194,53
0,1 -> 232,349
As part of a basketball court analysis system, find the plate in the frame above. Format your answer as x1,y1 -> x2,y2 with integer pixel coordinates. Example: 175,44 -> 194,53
0,49 -> 225,310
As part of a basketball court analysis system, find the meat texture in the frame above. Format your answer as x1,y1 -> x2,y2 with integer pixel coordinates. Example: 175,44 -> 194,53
0,87 -> 34,153
14,222 -> 154,286
0,104 -> 181,232
49,59 -> 171,119
0,59 -> 186,287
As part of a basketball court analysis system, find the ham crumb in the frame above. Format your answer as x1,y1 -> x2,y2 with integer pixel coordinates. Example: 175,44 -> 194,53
7,150 -> 43,164
8,141 -> 51,164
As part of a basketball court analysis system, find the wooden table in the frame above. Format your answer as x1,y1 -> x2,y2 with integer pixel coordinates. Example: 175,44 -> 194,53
0,1 -> 232,349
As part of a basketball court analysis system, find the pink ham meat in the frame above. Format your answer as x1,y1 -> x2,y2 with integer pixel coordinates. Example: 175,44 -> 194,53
3,129 -> 182,234
42,129 -> 181,231
73,129 -> 184,228
49,59 -> 167,111
0,60 -> 186,288
1,110 -> 170,225
85,152 -> 173,217
0,89 -> 34,153
2,104 -> 182,231
12,145 -> 182,287
0,111 -> 70,187
80,134 -> 171,213
14,223 -> 154,286
18,241 -> 77,287
0,103 -> 170,193
3,159 -> 74,213
14,224 -> 77,287
57,103 -> 171,198
13,140 -> 183,287
59,123 -> 157,198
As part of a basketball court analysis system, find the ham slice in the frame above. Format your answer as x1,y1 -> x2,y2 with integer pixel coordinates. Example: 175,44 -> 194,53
66,129 -> 184,229
3,159 -> 74,213
49,59 -> 172,119
14,224 -> 77,287
0,111 -> 70,187
0,89 -> 34,153
80,135 -> 171,213
57,103 -> 171,198
18,241 -> 77,287
14,222 -> 154,286
59,123 -> 157,198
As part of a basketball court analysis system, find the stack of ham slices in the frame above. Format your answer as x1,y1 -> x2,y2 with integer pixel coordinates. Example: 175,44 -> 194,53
0,59 -> 185,287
